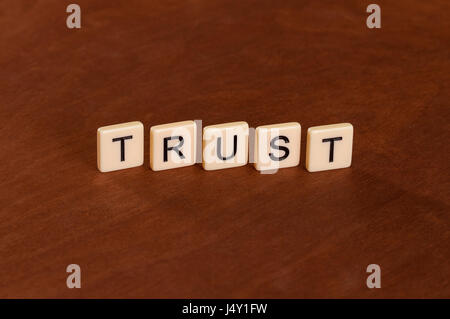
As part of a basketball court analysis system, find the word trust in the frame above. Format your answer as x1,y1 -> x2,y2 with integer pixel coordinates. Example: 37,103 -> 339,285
97,120 -> 353,174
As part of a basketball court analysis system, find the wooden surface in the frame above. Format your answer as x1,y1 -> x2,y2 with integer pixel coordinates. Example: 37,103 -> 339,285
0,0 -> 449,298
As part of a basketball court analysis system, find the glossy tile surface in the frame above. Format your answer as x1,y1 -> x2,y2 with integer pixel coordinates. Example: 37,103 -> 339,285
305,123 -> 353,172
203,121 -> 249,171
150,120 -> 196,171
254,122 -> 301,171
97,121 -> 144,172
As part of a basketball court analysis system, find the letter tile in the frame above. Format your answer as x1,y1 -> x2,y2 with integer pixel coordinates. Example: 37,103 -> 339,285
150,120 -> 196,171
305,123 -> 353,172
254,122 -> 301,171
203,122 -> 249,171
97,121 -> 144,172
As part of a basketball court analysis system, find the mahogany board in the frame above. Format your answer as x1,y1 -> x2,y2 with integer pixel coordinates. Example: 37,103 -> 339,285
0,0 -> 449,298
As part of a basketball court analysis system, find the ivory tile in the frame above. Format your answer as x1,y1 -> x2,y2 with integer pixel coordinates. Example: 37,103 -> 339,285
254,122 -> 301,171
150,120 -> 196,171
97,121 -> 144,172
203,122 -> 249,171
305,123 -> 353,172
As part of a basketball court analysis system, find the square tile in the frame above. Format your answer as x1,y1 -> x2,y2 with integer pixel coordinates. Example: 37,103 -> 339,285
150,120 -> 196,171
203,121 -> 249,171
254,122 -> 301,171
97,121 -> 144,172
305,123 -> 353,172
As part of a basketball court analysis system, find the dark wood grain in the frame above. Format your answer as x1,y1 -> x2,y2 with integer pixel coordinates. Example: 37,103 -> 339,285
0,0 -> 449,298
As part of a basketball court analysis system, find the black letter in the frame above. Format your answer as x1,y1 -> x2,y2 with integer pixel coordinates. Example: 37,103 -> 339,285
164,136 -> 185,162
112,135 -> 133,161
269,136 -> 290,161
322,137 -> 343,162
217,135 -> 238,160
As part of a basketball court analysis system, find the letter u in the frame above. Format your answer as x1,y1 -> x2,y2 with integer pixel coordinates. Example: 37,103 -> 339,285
217,135 -> 237,160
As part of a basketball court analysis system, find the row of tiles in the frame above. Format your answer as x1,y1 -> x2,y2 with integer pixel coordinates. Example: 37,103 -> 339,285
97,121 -> 353,173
